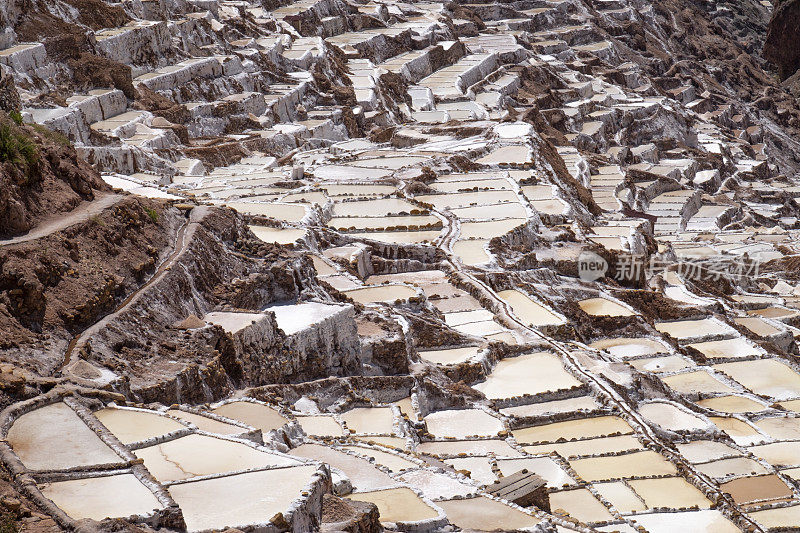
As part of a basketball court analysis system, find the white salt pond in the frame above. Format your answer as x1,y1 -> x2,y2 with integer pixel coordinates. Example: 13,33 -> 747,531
423,409 -> 504,438
459,219 -> 525,239
343,285 -> 417,304
714,359 -> 800,400
398,469 -> 477,499
418,346 -> 482,365
662,371 -> 734,395
452,239 -> 490,265
687,337 -> 762,359
694,457 -> 769,478
655,318 -> 735,339
496,289 -> 564,327
347,488 -> 438,523
340,446 -> 417,472
444,457 -> 497,485
590,337 -> 669,358
638,402 -> 709,431
416,439 -> 523,458
627,355 -> 692,373
436,497 -> 540,530
593,481 -> 647,513
226,202 -> 307,222
267,301 -> 344,335
578,297 -> 635,317
249,225 -> 306,244
511,416 -> 632,444
348,230 -> 442,244
696,396 -> 767,413
749,504 -> 800,530
40,474 -> 163,521
95,407 -> 185,445
549,488 -> 613,523
500,396 -> 599,418
473,351 -> 582,399
340,407 -> 395,434
212,401 -> 288,433
568,450 -> 677,481
748,441 -> 800,466
166,410 -> 246,435
630,510 -> 740,533
627,476 -> 710,509
7,403 -> 121,470
296,415 -> 346,437
135,434 -> 298,482
204,311 -> 265,334
676,440 -> 740,463
169,465 -> 319,531
332,198 -> 419,217
497,457 -> 575,487
523,435 -> 643,458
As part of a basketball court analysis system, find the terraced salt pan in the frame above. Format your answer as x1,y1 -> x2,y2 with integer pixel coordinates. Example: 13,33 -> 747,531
476,145 -> 531,165
340,446 -> 417,472
655,318 -> 735,339
473,352 -> 582,399
249,225 -> 306,245
347,488 -> 439,523
500,396 -> 599,418
212,401 -> 288,433
416,439 -> 523,458
749,505 -> 800,529
451,202 -> 528,219
165,410 -> 246,435
296,415 -> 345,437
452,240 -> 490,265
511,416 -> 632,444
135,434 -> 299,482
436,497 -> 540,530
694,457 -> 769,478
578,297 -> 635,317
687,337 -> 762,359
343,285 -> 417,304
627,477 -> 710,509
631,510 -> 740,533
459,219 -> 525,239
313,165 -> 394,181
169,465 -> 319,531
734,316 -> 783,337
95,407 -> 184,444
349,230 -> 442,244
628,355 -> 692,373
267,301 -> 344,335
754,416 -> 800,440
291,443 -> 397,491
590,337 -> 669,358
7,403 -> 121,470
568,451 -> 677,481
225,201 -> 307,221
418,346 -> 482,365
444,457 -> 497,485
340,407 -> 395,434
496,289 -> 565,327
696,396 -> 767,413
497,457 -> 575,487
594,481 -> 647,513
332,198 -> 419,217
417,190 -> 520,209
40,474 -> 163,521
638,402 -> 709,431
709,417 -> 762,445
398,469 -> 477,499
549,488 -> 614,523
203,311 -> 264,334
424,409 -> 504,438
662,371 -> 735,395
720,473 -> 792,504
321,184 -> 397,196
676,440 -> 741,463
714,359 -> 800,400
328,215 -> 439,230
355,436 -> 409,449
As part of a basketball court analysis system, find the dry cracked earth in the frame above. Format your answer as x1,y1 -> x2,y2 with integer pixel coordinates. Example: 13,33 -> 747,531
3,0 -> 800,531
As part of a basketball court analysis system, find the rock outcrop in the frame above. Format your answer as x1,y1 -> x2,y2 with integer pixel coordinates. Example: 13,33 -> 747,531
765,0 -> 800,80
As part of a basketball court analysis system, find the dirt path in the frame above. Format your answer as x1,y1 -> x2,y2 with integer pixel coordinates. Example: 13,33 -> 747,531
59,205 -> 209,372
0,193 -> 125,247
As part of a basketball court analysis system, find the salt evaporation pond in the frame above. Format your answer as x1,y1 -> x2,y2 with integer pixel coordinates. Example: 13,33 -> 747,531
578,297 -> 635,317
473,351 -> 581,399
343,285 -> 417,304
340,446 -> 417,472
748,503 -> 800,528
523,435 -> 642,458
568,450 -> 677,481
594,481 -> 647,513
424,409 -> 504,438
347,487 -> 438,523
676,440 -> 740,463
695,457 -> 768,478
638,402 -> 709,431
590,337 -> 669,358
627,477 -> 710,509
496,289 -> 564,327
165,409 -> 246,435
748,441 -> 800,466
662,371 -> 734,395
714,359 -> 800,400
511,416 -> 632,444
7,403 -> 121,470
655,318 -> 735,339
204,311 -> 264,334
249,225 -> 306,245
225,202 -> 307,222
296,415 -> 346,437
500,395 -> 599,418
436,497 -> 540,530
549,488 -> 613,523
95,407 -> 184,444
416,439 -> 523,458
631,510 -> 740,533
418,346 -> 482,365
497,457 -> 575,487
444,457 -> 497,485
687,337 -> 762,359
452,239 -> 490,265
212,401 -> 288,433
267,301 -> 344,335
719,474 -> 792,504
696,396 -> 767,413
40,474 -> 163,521
627,355 -> 691,373
340,406 -> 395,434
349,230 -> 443,244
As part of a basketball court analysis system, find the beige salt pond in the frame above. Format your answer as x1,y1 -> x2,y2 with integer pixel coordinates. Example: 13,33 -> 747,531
694,457 -> 769,479
418,346 -> 482,366
40,474 -> 163,521
593,481 -> 647,513
627,477 -> 710,509
749,504 -> 800,529
511,415 -> 632,444
627,355 -> 692,373
340,446 -> 418,472
696,396 -> 767,413
655,318 -> 735,339
169,465 -> 319,531
332,198 -> 420,217
496,289 -> 564,327
95,407 -> 185,445
459,219 -> 525,239
568,450 -> 677,481
7,403 -> 121,470
166,410 -> 247,435
590,338 -> 669,358
687,337 -> 762,360
719,473 -> 793,504
749,441 -> 800,466
212,401 -> 288,434
249,225 -> 306,245
473,351 -> 582,399
415,439 -> 523,458
500,395 -> 599,418
340,407 -> 395,434
631,510 -> 740,533
436,497 -> 540,530
291,443 -> 397,491
347,487 -> 439,524
676,440 -> 741,463
343,285 -> 417,304
423,409 -> 504,439
662,371 -> 735,395
135,434 -> 298,482
203,311 -> 265,334
549,488 -> 614,523
754,416 -> 800,440
348,230 -> 442,244
714,359 -> 800,400
497,457 -> 575,487
328,214 -> 439,231
296,415 -> 346,437
709,417 -> 762,445
225,202 -> 307,222
638,402 -> 709,431
444,457 -> 498,485
452,239 -> 490,265
522,434 -> 643,458
578,297 -> 635,317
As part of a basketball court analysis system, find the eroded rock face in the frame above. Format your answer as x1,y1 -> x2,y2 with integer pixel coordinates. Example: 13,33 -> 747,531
765,0 -> 800,80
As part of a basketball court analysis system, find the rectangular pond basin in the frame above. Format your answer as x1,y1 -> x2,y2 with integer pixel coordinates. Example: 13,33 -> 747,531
424,409 -> 504,439
473,351 -> 582,399
511,416 -> 633,445
549,488 -> 614,524
340,407 -> 395,435
346,487 -> 439,523
95,407 -> 185,445
655,318 -> 735,339
714,359 -> 800,400
212,401 -> 288,434
496,289 -> 564,327
568,450 -> 677,482
523,434 -> 643,458
436,496 -> 540,530
627,477 -> 711,509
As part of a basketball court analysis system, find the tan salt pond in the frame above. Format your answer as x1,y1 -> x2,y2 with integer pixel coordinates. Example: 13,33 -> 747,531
444,457 -> 497,485
628,355 -> 692,373
341,407 -> 395,434
340,446 -> 417,472
631,510 -> 740,533
417,191 -> 520,209
343,285 -> 417,304
474,352 -> 581,399
212,401 -> 288,433
676,440 -> 740,463
311,255 -> 338,276
296,415 -> 346,436
354,436 -> 409,449
778,399 -> 800,412
436,497 -> 540,530
416,439 -> 523,458
749,504 -> 800,529
714,359 -> 800,400
476,145 -> 531,165
590,337 -> 669,358
291,443 -> 397,491
349,230 -> 442,244
754,416 -> 800,440
203,311 -> 265,333
719,473 -> 792,504
500,396 -> 599,418
249,225 -> 306,245
627,477 -> 711,509
418,346 -> 482,366
226,202 -> 307,222
694,457 -> 769,479
569,450 -> 677,481
135,434 -> 298,482
709,417 -> 761,445
452,239 -> 490,265
578,297 -> 635,317
7,403 -> 121,470
459,219 -> 525,239
687,337 -> 762,359
424,409 -> 504,439
496,457 -> 575,487
347,487 -> 439,523
169,465 -> 318,531
451,202 -> 528,219
511,416 -> 632,444
332,198 -> 419,217
549,488 -> 614,523
655,318 -> 735,339
95,407 -> 184,445
523,435 -> 642,458
734,317 -> 783,337
696,396 -> 767,413
662,371 -> 735,395
40,474 -> 162,521
638,402 -> 709,431
166,410 -> 246,435
496,289 -> 564,327
328,215 -> 439,231
593,481 -> 647,513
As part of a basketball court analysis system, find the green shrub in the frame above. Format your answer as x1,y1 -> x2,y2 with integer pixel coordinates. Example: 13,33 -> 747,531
145,207 -> 158,223
9,111 -> 22,126
0,122 -> 39,176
